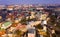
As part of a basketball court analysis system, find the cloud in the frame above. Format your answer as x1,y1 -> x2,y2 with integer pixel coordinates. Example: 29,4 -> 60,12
0,0 -> 59,5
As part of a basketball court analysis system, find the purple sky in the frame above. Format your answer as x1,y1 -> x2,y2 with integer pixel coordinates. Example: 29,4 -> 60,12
0,0 -> 60,5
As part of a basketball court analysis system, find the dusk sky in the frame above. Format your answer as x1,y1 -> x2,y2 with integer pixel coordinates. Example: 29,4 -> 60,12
0,0 -> 60,5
